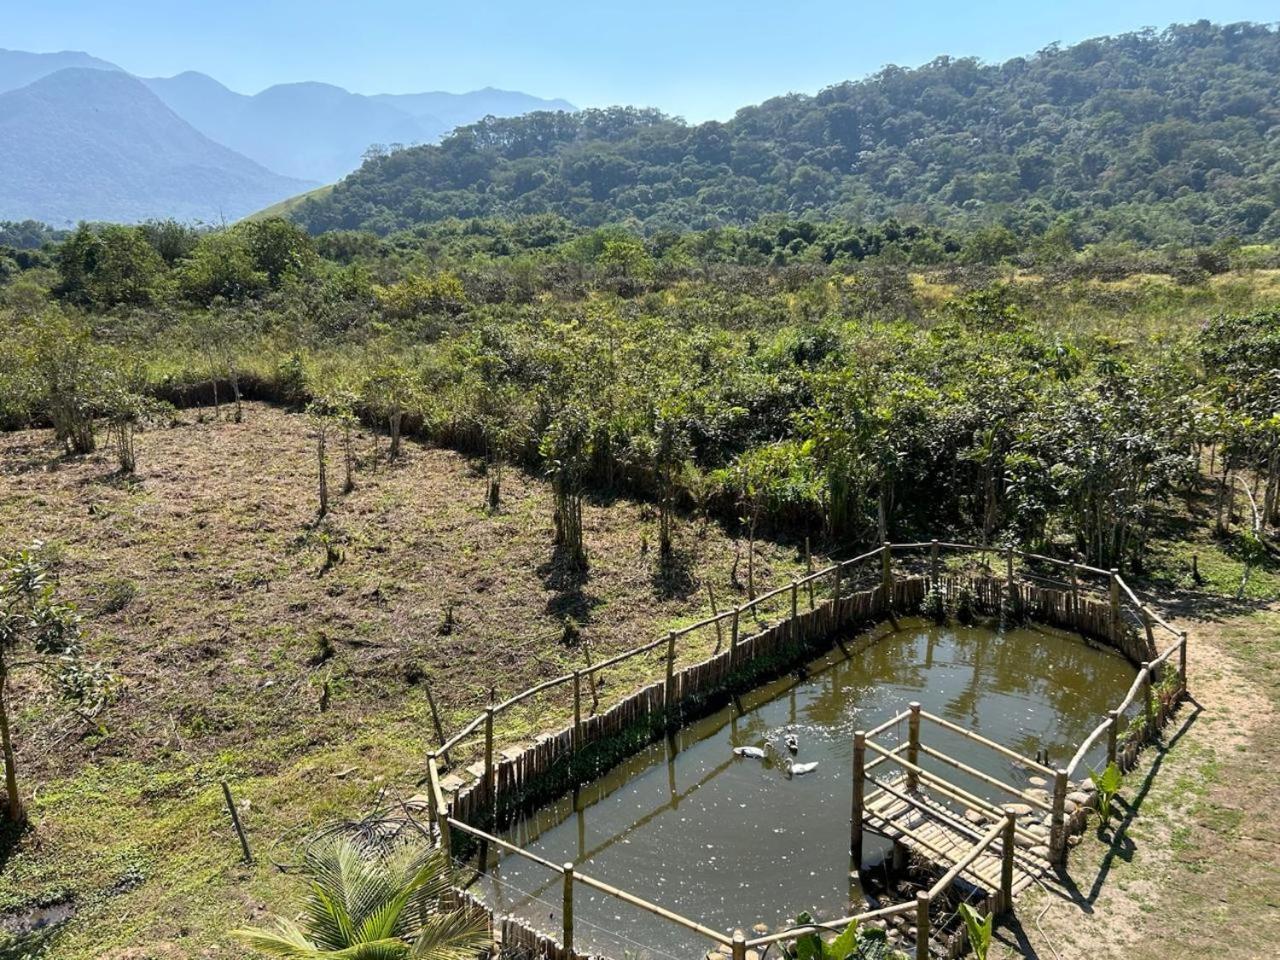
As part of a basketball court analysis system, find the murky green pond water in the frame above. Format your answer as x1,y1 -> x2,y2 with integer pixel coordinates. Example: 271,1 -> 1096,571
473,619 -> 1132,959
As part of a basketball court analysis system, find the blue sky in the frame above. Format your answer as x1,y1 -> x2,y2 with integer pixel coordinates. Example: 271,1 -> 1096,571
8,1 -> 1278,120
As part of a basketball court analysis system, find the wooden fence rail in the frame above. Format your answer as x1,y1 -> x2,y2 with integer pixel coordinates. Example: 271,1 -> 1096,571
423,540 -> 1186,960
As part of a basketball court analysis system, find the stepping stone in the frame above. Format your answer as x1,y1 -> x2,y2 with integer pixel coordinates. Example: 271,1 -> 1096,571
1028,775 -> 1048,788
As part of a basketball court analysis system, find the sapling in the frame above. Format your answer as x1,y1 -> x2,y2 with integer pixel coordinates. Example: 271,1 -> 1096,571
957,903 -> 993,960
1089,761 -> 1123,827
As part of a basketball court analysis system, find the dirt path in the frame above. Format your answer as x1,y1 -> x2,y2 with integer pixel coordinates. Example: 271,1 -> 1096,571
992,603 -> 1280,960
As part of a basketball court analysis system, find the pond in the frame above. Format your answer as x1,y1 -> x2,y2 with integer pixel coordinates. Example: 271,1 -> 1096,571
472,619 -> 1133,960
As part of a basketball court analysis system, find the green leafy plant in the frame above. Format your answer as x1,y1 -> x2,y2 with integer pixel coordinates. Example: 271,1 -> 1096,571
233,836 -> 489,959
1089,761 -> 1124,826
920,586 -> 947,625
952,583 -> 977,626
782,913 -> 908,960
957,903 -> 993,960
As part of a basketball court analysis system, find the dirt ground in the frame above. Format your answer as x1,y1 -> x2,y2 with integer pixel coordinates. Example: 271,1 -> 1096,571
0,404 -> 817,958
991,602 -> 1280,960
1,404 -> 1276,959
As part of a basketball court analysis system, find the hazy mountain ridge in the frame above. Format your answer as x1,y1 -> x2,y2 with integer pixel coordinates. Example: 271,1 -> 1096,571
0,48 -> 576,222
0,69 -> 313,224
290,21 -> 1280,246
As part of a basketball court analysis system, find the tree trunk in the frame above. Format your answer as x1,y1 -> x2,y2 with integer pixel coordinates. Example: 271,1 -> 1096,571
231,370 -> 243,424
0,672 -> 23,822
389,412 -> 403,461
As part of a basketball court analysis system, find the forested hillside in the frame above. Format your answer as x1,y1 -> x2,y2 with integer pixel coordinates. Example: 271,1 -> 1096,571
293,21 -> 1280,245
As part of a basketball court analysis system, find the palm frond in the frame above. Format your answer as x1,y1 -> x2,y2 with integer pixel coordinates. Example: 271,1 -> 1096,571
408,910 -> 491,960
232,918 -> 327,958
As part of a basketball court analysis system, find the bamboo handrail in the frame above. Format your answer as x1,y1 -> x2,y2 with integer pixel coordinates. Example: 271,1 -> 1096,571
864,709 -> 912,740
493,672 -> 576,713
746,901 -> 916,947
447,817 -> 566,874
917,710 -> 1055,777
927,818 -> 1007,898
916,744 -> 1052,811
863,742 -> 906,775
1066,716 -> 1114,777
862,743 -> 1042,845
573,872 -> 735,945
863,780 -> 1008,884
439,713 -> 487,755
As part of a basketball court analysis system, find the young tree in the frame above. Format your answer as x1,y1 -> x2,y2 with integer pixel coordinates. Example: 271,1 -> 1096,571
30,308 -> 102,455
100,358 -> 167,474
540,404 -> 592,570
363,357 -> 418,462
0,544 -> 111,821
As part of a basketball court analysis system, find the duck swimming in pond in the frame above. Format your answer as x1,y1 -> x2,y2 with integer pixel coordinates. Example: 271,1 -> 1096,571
734,746 -> 767,759
787,759 -> 819,776
784,733 -> 799,754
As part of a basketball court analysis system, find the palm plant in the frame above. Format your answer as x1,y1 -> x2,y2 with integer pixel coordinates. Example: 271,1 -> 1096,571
233,837 -> 489,959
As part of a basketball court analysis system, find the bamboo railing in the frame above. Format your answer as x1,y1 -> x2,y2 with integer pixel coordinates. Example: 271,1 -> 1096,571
420,539 -> 1187,960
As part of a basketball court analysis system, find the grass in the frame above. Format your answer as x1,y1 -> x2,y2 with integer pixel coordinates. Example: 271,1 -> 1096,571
0,403 -> 819,958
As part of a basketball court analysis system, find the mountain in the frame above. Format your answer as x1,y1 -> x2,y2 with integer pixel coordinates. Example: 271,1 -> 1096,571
143,75 -> 576,183
143,74 -> 445,183
0,47 -> 119,92
289,21 -> 1280,246
0,69 -> 314,225
372,88 -> 577,129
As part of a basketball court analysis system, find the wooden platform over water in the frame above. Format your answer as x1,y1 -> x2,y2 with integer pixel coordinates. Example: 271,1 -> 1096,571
863,775 -> 1052,899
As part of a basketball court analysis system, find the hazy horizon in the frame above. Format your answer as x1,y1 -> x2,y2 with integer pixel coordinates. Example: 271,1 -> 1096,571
8,1 -> 1277,122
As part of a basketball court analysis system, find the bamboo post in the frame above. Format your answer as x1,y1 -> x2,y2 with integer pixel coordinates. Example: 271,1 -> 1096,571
851,730 -> 866,867
790,577 -> 799,622
732,930 -> 747,960
1106,708 -> 1119,767
1140,661 -> 1153,728
583,642 -> 599,714
424,684 -> 449,767
1005,546 -> 1014,584
833,560 -> 842,609
730,606 -> 740,668
572,670 -> 583,750
929,539 -> 939,586
426,753 -> 451,859
1109,569 -> 1121,642
806,537 -> 815,609
1001,806 -> 1016,912
881,541 -> 893,593
220,780 -> 253,865
914,891 -> 930,960
708,584 -> 723,652
906,702 -> 921,792
1069,561 -> 1079,617
1142,608 -> 1155,655
665,630 -> 678,711
484,706 -> 496,813
562,862 -> 575,953
1179,630 -> 1188,695
1049,767 -> 1068,862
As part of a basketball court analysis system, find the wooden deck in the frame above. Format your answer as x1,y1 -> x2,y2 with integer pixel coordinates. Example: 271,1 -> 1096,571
863,775 -> 1052,899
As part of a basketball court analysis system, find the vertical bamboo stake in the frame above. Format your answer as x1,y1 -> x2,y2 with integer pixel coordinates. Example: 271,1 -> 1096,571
1069,561 -> 1079,617
572,670 -> 583,751
1109,569 -> 1121,643
427,753 -> 451,859
1140,661 -> 1153,729
851,730 -> 865,868
562,862 -> 575,953
881,542 -> 892,593
906,702 -> 921,792
1001,806 -> 1016,912
484,706 -> 496,815
1050,767 -> 1069,863
708,584 -> 723,652
806,537 -> 815,609
790,577 -> 798,622
732,931 -> 746,960
424,684 -> 449,767
665,630 -> 677,711
1179,630 -> 1188,695
220,780 -> 253,865
929,539 -> 939,586
915,891 -> 930,960
730,606 -> 740,668
833,560 -> 842,609
1005,546 -> 1014,584
1106,709 -> 1119,767
582,643 -> 599,714
1142,608 -> 1155,655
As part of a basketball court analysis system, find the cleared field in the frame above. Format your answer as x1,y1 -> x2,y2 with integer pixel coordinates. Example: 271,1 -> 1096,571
0,403 -> 816,959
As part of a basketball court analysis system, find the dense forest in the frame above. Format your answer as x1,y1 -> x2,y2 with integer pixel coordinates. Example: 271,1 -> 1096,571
291,22 -> 1280,246
3,213 -> 1278,579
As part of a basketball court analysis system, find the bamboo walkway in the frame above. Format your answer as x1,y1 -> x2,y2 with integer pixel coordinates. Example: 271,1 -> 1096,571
863,774 -> 1052,899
